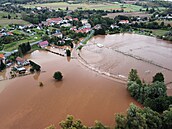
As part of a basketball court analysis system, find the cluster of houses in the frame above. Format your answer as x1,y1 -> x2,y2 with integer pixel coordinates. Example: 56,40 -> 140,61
70,19 -> 92,33
0,30 -> 13,38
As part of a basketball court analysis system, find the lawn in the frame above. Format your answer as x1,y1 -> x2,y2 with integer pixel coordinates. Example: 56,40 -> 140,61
22,2 -> 144,12
151,29 -> 168,36
3,36 -> 41,51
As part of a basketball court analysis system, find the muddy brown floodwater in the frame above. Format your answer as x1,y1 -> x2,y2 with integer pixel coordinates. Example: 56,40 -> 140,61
80,33 -> 172,95
0,33 -> 171,129
0,49 -> 140,129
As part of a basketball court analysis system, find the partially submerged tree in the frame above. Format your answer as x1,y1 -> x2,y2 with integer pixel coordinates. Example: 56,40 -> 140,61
53,71 -> 63,81
152,72 -> 164,82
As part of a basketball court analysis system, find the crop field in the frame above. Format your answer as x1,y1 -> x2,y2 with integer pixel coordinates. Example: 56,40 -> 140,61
104,12 -> 152,19
0,19 -> 29,26
23,2 -> 144,12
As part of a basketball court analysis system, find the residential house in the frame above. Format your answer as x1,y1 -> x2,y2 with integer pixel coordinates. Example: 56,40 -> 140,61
119,20 -> 129,24
73,18 -> 79,21
64,16 -> 73,21
81,19 -> 88,25
61,23 -> 72,27
16,57 -> 26,65
0,31 -> 13,37
38,41 -> 49,48
46,17 -> 63,26
52,31 -> 63,38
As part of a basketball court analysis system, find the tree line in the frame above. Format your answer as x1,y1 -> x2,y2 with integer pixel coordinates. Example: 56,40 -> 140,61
127,69 -> 172,113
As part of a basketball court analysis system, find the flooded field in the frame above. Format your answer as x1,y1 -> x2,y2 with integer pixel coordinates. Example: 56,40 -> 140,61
0,33 -> 171,129
80,33 -> 172,95
0,50 -> 140,129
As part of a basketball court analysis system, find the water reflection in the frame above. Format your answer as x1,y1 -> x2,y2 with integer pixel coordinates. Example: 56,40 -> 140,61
33,71 -> 40,80
67,56 -> 71,62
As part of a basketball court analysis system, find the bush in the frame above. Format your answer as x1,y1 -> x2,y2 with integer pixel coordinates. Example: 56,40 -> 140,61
53,71 -> 63,81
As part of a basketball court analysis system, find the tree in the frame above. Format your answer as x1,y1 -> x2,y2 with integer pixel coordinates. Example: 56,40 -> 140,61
53,71 -> 63,81
0,60 -> 6,71
162,107 -> 172,129
66,49 -> 71,57
144,81 -> 166,99
60,115 -> 88,129
152,72 -> 164,82
115,104 -> 163,129
144,96 -> 170,112
8,14 -> 11,19
92,121 -> 109,129
127,81 -> 141,100
128,69 -> 141,85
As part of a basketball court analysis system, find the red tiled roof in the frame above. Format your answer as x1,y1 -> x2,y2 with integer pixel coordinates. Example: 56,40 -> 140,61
73,18 -> 79,21
39,41 -> 49,46
16,57 -> 25,63
47,18 -> 62,23
64,16 -> 72,20
7,32 -> 13,35
0,54 -> 4,58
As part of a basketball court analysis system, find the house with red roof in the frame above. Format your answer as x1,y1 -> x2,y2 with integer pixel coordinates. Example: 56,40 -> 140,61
73,18 -> 79,21
0,54 -> 4,60
64,16 -> 73,21
46,17 -> 63,25
119,20 -> 129,24
16,57 -> 26,65
38,41 -> 49,48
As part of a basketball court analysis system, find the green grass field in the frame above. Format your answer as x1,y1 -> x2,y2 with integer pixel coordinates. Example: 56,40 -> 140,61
23,2 -> 144,12
3,36 -> 41,51
151,29 -> 168,36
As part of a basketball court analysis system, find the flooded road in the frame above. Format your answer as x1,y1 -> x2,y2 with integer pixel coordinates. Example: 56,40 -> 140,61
80,33 -> 172,95
0,50 -> 140,129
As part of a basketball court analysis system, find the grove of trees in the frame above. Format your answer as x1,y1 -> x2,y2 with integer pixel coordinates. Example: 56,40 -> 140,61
127,69 -> 172,112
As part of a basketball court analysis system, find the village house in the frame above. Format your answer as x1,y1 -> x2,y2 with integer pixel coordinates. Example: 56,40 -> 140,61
73,18 -> 79,21
0,31 -> 13,37
38,40 -> 49,48
64,16 -> 73,21
81,19 -> 88,25
52,30 -> 63,38
46,17 -> 63,26
119,20 -> 129,24
16,57 -> 29,66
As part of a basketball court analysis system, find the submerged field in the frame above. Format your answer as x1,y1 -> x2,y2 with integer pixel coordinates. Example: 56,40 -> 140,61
23,2 -> 144,12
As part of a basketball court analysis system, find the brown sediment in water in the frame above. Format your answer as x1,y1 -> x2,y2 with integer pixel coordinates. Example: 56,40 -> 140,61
0,50 -> 140,129
1,33 -> 171,129
81,33 -> 172,96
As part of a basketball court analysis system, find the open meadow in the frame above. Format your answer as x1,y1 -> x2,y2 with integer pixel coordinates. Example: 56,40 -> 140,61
23,2 -> 144,12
